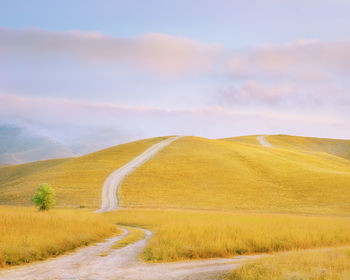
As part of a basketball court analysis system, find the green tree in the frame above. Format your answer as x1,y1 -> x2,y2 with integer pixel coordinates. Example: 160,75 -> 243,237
32,183 -> 56,211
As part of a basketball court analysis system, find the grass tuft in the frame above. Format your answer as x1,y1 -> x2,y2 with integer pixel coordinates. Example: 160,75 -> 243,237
112,226 -> 145,249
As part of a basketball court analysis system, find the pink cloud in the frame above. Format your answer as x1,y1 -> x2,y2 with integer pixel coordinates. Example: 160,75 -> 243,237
218,81 -> 295,106
227,39 -> 350,81
1,28 -> 350,141
0,28 -> 222,76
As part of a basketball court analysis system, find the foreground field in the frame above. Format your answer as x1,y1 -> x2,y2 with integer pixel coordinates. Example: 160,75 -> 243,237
0,137 -> 167,207
225,247 -> 350,280
103,209 -> 350,262
2,206 -> 350,279
120,136 -> 350,215
0,206 -> 119,268
0,223 -> 250,280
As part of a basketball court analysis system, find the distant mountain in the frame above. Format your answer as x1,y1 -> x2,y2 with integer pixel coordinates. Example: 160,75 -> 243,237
0,124 -> 77,164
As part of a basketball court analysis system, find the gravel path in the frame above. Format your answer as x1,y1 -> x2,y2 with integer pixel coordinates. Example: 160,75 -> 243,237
97,136 -> 182,212
257,135 -> 272,147
0,227 -> 262,280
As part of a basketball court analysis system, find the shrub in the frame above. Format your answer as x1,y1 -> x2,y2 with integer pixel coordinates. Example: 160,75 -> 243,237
32,183 -> 56,211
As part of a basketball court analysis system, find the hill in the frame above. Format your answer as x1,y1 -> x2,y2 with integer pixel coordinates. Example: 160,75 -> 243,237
0,124 -> 76,164
1,135 -> 350,215
120,136 -> 350,215
266,134 -> 350,160
0,137 -> 168,207
223,134 -> 350,160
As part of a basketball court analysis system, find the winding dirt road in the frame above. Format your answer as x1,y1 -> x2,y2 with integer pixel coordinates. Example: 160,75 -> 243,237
97,136 -> 182,212
257,135 -> 272,147
0,226 -> 262,280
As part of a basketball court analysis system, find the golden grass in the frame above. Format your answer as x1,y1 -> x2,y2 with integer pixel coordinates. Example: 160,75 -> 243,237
0,137 -> 168,207
103,209 -> 350,262
120,136 -> 350,215
264,134 -> 350,160
221,135 -> 261,145
225,248 -> 350,280
0,206 -> 120,268
1,135 -> 350,215
0,135 -> 350,215
112,226 -> 145,249
2,134 -> 350,273
222,134 -> 350,160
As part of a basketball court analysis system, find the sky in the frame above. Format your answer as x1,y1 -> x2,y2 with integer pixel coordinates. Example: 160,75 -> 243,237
1,0 -> 350,152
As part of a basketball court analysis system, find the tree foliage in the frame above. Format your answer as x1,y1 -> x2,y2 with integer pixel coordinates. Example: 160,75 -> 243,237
32,183 -> 56,211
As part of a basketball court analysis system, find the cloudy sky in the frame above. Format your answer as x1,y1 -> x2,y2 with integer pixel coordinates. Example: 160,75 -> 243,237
1,0 -> 350,151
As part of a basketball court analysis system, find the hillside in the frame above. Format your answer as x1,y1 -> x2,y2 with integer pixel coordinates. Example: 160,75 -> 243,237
266,134 -> 350,160
120,136 -> 350,215
1,135 -> 350,214
0,137 -> 168,207
223,134 -> 350,160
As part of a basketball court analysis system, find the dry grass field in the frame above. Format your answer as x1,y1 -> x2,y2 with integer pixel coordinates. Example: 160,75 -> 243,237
2,135 -> 349,215
225,248 -> 350,280
120,136 -> 350,215
221,135 -> 261,145
265,135 -> 350,160
103,208 -> 350,262
1,134 -> 350,276
0,137 -> 168,207
0,206 -> 119,268
224,134 -> 350,160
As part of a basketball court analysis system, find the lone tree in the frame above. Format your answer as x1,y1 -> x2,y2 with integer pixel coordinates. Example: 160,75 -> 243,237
32,183 -> 56,211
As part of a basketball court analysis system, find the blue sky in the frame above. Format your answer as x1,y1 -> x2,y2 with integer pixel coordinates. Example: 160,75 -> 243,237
2,0 -> 350,48
1,0 -> 350,150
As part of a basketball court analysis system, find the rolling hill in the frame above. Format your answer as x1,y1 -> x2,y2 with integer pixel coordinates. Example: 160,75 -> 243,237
0,137 -> 169,207
120,136 -> 350,214
0,135 -> 350,215
223,134 -> 350,160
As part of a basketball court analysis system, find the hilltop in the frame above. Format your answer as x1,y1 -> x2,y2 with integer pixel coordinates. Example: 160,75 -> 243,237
224,134 -> 350,160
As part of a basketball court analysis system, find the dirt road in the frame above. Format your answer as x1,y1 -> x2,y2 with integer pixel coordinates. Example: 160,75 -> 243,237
0,226 -> 262,280
97,136 -> 182,212
257,135 -> 272,147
